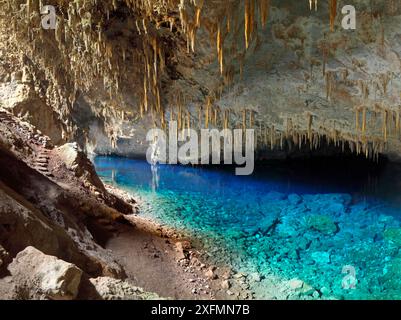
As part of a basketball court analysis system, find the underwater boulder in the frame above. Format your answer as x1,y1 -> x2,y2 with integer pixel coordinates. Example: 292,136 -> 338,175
306,215 -> 338,235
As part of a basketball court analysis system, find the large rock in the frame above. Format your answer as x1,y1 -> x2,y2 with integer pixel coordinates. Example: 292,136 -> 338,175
56,143 -> 105,192
0,82 -> 64,145
8,246 -> 83,300
88,277 -> 160,300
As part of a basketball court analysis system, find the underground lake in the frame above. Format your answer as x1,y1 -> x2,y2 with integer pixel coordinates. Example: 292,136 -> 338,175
94,155 -> 401,300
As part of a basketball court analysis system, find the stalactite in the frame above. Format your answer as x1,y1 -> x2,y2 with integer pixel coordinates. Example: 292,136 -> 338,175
198,105 -> 202,128
307,113 -> 313,141
186,110 -> 190,135
309,0 -> 318,11
217,25 -> 224,75
270,126 -> 275,150
355,107 -> 360,132
362,107 -> 367,134
205,99 -> 210,129
259,0 -> 270,28
242,109 -> 246,131
383,109 -> 388,142
329,0 -> 337,32
325,72 -> 333,100
245,0 -> 251,49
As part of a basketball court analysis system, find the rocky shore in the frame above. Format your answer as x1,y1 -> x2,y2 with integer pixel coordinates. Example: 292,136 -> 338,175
0,108 -> 231,300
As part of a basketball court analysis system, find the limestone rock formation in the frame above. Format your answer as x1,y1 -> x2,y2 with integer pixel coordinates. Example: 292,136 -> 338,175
56,142 -> 105,192
7,246 -> 83,300
0,0 -> 400,160
87,277 -> 160,300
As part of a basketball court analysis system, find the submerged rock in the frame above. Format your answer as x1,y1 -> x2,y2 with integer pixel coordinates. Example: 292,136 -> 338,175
8,246 -> 83,300
306,215 -> 338,235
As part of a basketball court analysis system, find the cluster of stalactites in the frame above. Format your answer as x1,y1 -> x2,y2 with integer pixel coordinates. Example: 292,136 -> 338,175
154,104 -> 390,161
2,0 -> 172,145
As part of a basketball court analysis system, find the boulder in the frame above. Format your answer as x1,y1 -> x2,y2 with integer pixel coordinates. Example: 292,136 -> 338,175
8,246 -> 82,300
56,143 -> 105,192
174,241 -> 191,261
88,277 -> 160,300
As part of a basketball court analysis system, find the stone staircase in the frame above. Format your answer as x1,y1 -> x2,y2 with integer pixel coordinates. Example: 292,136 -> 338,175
33,149 -> 53,178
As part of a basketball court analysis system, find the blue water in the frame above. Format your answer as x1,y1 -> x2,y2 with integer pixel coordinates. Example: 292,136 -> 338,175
94,156 -> 401,300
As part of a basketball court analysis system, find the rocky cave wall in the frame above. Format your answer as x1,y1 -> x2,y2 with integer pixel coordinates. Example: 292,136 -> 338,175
1,0 -> 401,160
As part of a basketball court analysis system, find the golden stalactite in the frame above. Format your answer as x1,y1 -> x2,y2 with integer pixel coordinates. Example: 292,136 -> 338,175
259,0 -> 270,28
245,0 -> 251,49
382,109 -> 388,142
329,0 -> 337,32
362,107 -> 367,134
217,25 -> 224,75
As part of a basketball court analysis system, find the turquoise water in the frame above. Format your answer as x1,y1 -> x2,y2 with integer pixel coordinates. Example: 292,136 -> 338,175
94,156 -> 401,300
